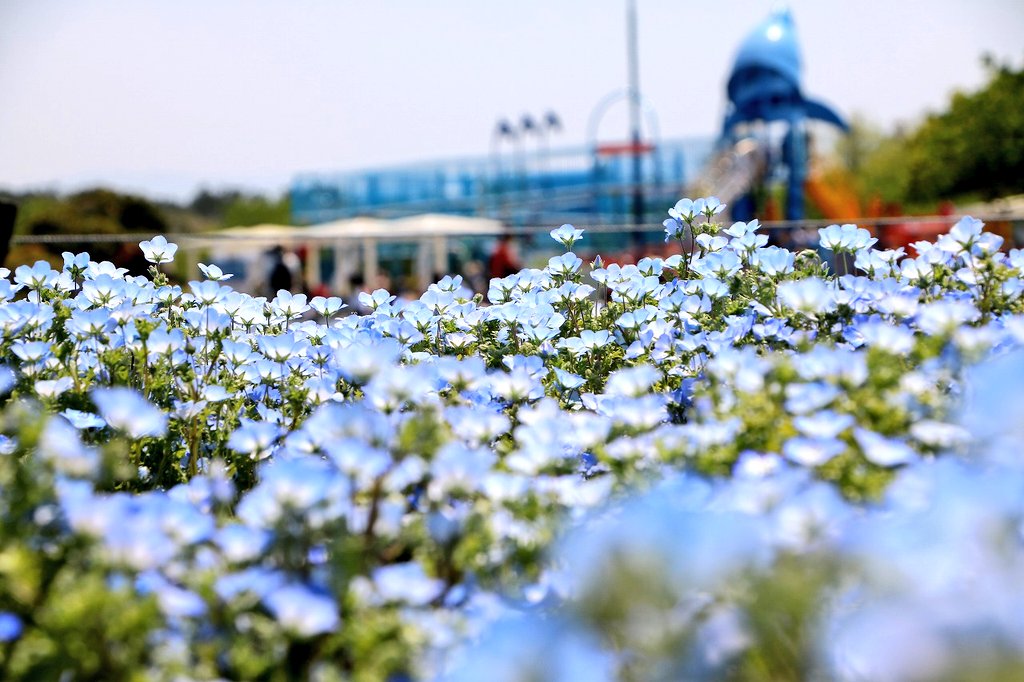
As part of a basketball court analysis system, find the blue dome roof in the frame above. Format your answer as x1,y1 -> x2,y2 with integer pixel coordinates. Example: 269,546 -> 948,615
727,9 -> 802,97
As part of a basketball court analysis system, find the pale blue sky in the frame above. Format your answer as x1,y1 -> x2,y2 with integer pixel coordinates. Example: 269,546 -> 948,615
1,0 -> 1021,201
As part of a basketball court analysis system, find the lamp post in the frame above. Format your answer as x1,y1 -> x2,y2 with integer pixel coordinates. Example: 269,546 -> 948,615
540,111 -> 562,196
626,0 -> 644,246
517,111 -> 563,199
492,112 -> 562,224
520,113 -> 537,197
490,119 -> 518,218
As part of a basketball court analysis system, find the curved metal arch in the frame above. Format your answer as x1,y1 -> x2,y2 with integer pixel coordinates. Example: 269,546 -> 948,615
586,88 -> 662,150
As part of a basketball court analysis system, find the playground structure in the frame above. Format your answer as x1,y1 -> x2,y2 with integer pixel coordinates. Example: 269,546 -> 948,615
290,9 -> 864,237
208,8 -> 1021,291
290,137 -> 713,231
693,8 -> 855,223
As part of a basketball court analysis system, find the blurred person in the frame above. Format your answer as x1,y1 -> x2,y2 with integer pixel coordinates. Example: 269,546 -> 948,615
258,245 -> 304,296
488,233 -> 521,280
115,242 -> 151,278
463,259 -> 487,294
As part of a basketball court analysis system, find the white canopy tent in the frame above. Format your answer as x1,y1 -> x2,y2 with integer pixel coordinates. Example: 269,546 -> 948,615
182,214 -> 505,294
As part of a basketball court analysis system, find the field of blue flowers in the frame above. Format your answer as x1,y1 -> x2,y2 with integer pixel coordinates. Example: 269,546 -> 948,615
0,197 -> 1022,680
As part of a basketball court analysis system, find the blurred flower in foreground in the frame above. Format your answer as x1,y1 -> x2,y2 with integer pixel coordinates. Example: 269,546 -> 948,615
91,387 -> 168,438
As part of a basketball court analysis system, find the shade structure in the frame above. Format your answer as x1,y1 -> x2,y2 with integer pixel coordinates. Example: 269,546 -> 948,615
183,213 -> 506,295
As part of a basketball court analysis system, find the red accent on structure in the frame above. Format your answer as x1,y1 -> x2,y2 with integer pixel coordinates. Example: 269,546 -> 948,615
595,141 -> 656,156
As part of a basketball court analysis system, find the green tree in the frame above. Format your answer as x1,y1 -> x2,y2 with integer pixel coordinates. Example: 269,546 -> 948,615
222,193 -> 291,227
187,188 -> 243,219
6,189 -> 169,269
843,56 -> 1024,209
904,56 -> 1024,202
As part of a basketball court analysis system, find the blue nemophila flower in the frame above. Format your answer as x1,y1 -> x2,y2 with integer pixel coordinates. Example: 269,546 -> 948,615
853,428 -> 918,467
12,340 -> 51,363
434,356 -> 487,391
605,365 -> 660,397
358,288 -> 396,311
854,249 -> 901,277
695,233 -> 729,252
257,333 -> 306,363
139,235 -> 178,264
907,419 -> 969,450
0,279 -> 23,303
777,278 -> 836,316
443,615 -> 617,682
83,260 -> 129,280
693,250 -> 742,279
663,218 -> 684,242
242,457 -> 342,525
783,436 -> 846,467
82,273 -> 128,307
62,251 -> 91,277
559,478 -> 765,598
263,583 -> 340,637
147,326 -> 186,358
553,367 -> 586,391
635,257 -> 665,277
792,410 -> 855,439
214,567 -> 286,602
723,219 -> 760,239
310,295 -> 347,318
39,417 -> 99,478
550,281 -> 596,306
431,274 -> 464,293
371,562 -> 444,606
663,197 -> 710,243
35,377 -> 74,399
914,300 -> 980,336
695,277 -> 730,299
227,419 -> 281,460
668,198 -> 699,224
136,571 -> 207,619
197,263 -> 233,281
751,246 -> 794,276
770,482 -> 851,552
818,224 -> 877,254
547,252 -> 583,277
60,251 -> 90,271
214,524 -> 271,563
62,408 -> 106,429
946,215 -> 984,249
92,387 -> 168,438
14,261 -> 58,290
334,339 -> 404,385
271,290 -> 310,318
0,613 -> 22,643
427,441 -> 497,498
378,315 -> 425,346
699,196 -> 726,217
188,279 -> 225,307
364,364 -> 437,412
855,320 -> 915,355
490,368 -> 544,403
445,405 -> 510,445
420,287 -> 456,314
556,329 -> 612,357
153,284 -> 182,306
550,224 -> 585,250
183,308 -> 232,335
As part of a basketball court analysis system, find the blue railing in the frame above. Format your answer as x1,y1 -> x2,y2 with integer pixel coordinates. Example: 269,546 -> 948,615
290,137 -> 715,226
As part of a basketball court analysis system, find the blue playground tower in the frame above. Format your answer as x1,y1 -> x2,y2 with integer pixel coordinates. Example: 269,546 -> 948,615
722,9 -> 848,221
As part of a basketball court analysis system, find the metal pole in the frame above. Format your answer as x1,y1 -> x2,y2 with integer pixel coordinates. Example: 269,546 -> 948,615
626,0 -> 644,246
